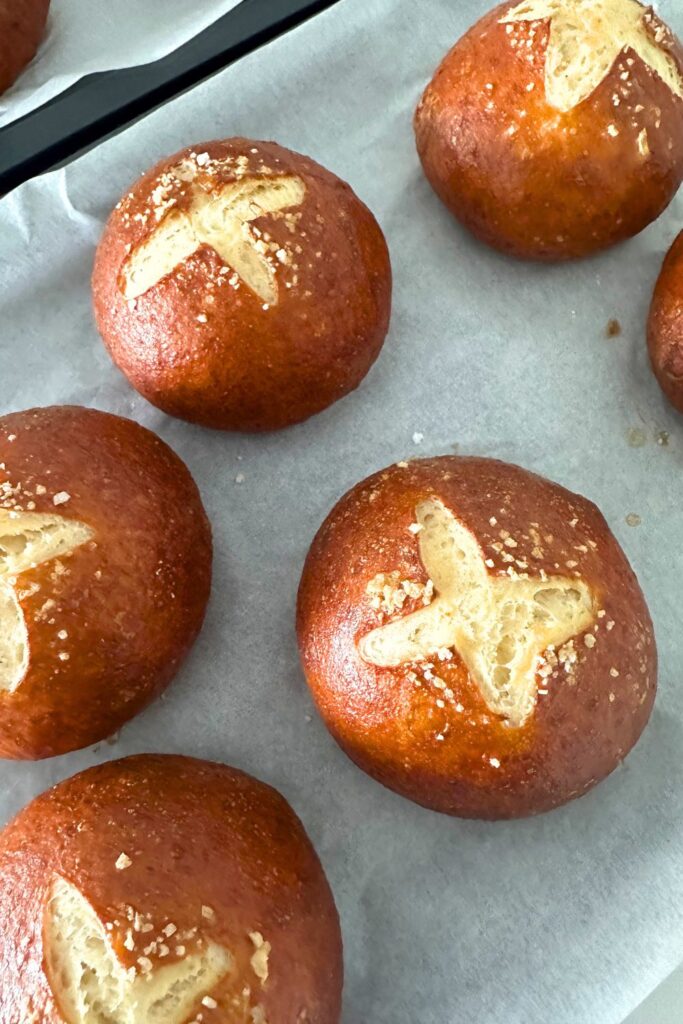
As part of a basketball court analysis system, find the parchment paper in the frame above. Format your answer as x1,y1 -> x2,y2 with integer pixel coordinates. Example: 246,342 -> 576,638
1,1 -> 682,1021
0,0 -> 241,127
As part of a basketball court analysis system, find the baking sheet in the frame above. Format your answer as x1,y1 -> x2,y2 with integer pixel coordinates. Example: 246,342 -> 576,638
1,0 -> 682,1021
0,0 -> 241,127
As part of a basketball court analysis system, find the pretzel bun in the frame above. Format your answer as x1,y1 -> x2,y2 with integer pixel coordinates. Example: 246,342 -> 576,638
92,138 -> 392,432
414,0 -> 683,260
0,754 -> 342,1023
648,229 -> 683,412
0,0 -> 49,97
0,406 -> 211,760
297,457 -> 656,819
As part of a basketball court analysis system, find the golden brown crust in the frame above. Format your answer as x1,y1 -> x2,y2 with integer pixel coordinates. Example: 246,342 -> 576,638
296,457 -> 657,819
92,138 -> 392,431
0,754 -> 343,1023
0,406 -> 212,760
414,1 -> 683,261
0,0 -> 49,96
648,229 -> 683,412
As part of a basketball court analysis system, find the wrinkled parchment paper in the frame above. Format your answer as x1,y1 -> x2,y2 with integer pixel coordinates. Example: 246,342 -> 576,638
0,0 -> 241,127
1,1 -> 682,1021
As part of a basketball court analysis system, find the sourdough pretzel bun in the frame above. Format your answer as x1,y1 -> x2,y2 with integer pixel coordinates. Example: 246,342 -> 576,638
0,754 -> 343,1023
648,229 -> 683,412
297,457 -> 656,819
92,138 -> 392,432
0,406 -> 212,760
0,0 -> 49,97
414,0 -> 683,260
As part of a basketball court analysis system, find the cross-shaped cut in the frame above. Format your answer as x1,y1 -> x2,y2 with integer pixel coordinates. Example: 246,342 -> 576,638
120,174 -> 306,305
44,876 -> 233,1024
501,0 -> 683,112
358,500 -> 596,726
0,509 -> 93,693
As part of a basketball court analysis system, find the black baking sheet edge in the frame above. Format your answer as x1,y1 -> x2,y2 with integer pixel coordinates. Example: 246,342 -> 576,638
0,0 -> 343,195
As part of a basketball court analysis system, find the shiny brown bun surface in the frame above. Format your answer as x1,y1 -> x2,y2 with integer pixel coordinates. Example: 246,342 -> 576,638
92,138 -> 392,432
0,406 -> 212,760
0,0 -> 49,97
0,754 -> 343,1023
297,457 -> 656,819
648,229 -> 683,413
414,0 -> 683,261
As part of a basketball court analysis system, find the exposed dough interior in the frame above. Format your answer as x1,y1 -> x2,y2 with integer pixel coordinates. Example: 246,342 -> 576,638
359,500 -> 596,726
121,175 -> 306,304
44,876 -> 232,1024
0,510 -> 93,693
501,0 -> 683,112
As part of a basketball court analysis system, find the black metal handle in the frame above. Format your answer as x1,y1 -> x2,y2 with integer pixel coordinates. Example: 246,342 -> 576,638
0,0 -> 342,195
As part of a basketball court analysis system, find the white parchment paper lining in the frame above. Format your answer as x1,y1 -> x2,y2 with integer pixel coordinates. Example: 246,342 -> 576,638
0,1 -> 682,1022
0,0 -> 241,127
